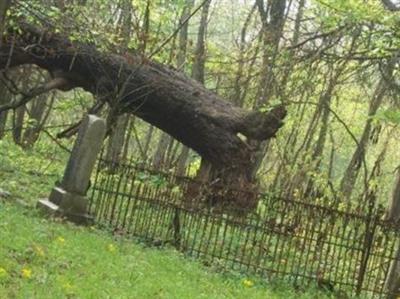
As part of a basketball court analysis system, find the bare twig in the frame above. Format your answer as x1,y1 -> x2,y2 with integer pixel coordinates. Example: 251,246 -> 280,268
284,100 -> 369,192
149,0 -> 211,59
287,25 -> 347,50
56,99 -> 106,139
42,128 -> 72,153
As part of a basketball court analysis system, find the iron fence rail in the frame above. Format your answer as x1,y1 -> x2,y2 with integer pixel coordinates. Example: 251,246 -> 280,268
89,158 -> 400,299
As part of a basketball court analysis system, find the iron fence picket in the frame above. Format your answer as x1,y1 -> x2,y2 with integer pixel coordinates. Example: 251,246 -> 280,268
88,155 -> 400,299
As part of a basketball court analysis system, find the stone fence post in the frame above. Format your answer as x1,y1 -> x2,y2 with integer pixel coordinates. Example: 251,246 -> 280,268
38,115 -> 106,224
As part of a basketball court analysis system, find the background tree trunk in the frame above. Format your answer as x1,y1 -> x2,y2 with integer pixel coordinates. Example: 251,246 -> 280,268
249,0 -> 288,180
0,78 -> 8,139
21,94 -> 53,148
106,114 -> 130,163
174,0 -> 196,176
12,106 -> 25,146
105,0 -> 134,164
192,0 -> 213,182
384,166 -> 400,298
340,76 -> 388,199
0,0 -> 11,45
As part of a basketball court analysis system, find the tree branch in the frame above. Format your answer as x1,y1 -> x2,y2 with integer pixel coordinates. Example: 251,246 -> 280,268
56,99 -> 106,138
287,25 -> 347,50
0,77 -> 70,113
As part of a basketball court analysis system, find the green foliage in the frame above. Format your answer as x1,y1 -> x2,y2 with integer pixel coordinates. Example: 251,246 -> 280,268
373,109 -> 400,124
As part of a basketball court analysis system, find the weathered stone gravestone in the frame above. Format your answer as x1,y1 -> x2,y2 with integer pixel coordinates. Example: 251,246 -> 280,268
38,115 -> 106,224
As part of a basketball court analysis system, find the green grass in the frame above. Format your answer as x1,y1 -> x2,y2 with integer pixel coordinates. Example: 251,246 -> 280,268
0,135 -> 334,298
0,203 -> 334,299
0,137 -> 67,202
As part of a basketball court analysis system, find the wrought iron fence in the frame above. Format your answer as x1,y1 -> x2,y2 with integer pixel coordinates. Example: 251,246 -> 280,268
88,156 -> 400,299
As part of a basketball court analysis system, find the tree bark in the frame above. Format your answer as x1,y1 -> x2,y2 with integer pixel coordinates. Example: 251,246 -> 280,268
105,0 -> 133,164
176,145 -> 190,176
339,77 -> 387,199
255,0 -> 287,106
191,0 -> 214,181
191,0 -> 211,85
173,0 -> 197,176
106,114 -> 130,163
233,4 -> 256,107
152,130 -> 170,169
12,105 -> 25,145
21,93 -> 53,148
177,0 -> 195,70
249,0 -> 288,180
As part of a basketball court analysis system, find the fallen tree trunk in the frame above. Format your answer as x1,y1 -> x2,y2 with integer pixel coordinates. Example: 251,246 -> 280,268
0,22 -> 286,198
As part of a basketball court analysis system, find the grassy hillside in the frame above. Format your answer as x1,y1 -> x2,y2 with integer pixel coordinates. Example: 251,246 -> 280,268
0,202 -> 333,299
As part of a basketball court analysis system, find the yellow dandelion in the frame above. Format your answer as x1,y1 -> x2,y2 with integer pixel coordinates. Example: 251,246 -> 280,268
338,202 -> 346,212
21,268 -> 32,279
107,244 -> 116,253
63,282 -> 74,294
56,236 -> 65,244
0,267 -> 8,279
242,279 -> 254,287
34,245 -> 45,257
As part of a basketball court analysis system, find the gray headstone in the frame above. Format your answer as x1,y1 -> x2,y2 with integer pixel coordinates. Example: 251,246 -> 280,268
38,115 -> 106,224
61,115 -> 106,194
